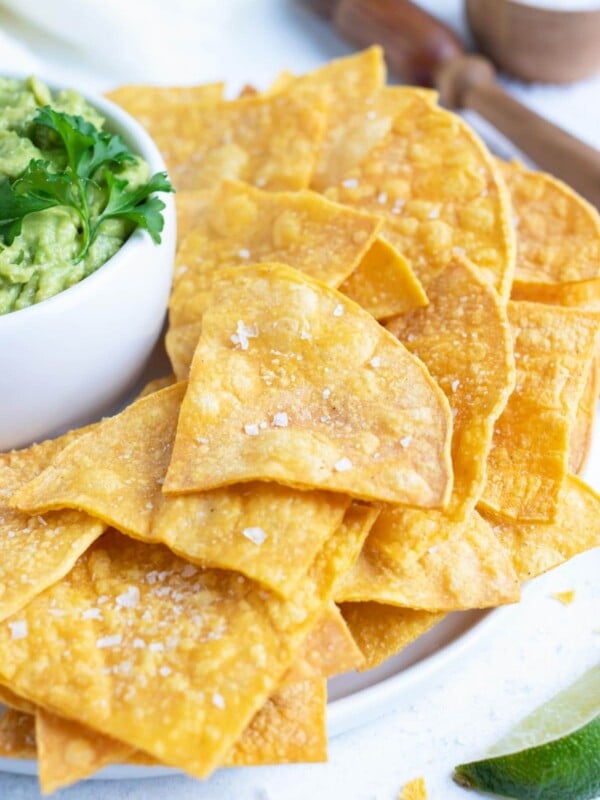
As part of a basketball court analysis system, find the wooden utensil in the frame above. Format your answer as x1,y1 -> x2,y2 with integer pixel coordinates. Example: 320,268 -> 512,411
311,0 -> 600,208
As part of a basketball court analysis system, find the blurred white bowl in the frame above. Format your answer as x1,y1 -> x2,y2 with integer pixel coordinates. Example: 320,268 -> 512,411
0,82 -> 176,451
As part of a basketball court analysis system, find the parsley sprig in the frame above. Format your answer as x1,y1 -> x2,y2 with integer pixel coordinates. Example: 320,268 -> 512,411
0,107 -> 173,261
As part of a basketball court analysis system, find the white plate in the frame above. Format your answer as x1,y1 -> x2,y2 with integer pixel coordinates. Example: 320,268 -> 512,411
0,606 -> 506,780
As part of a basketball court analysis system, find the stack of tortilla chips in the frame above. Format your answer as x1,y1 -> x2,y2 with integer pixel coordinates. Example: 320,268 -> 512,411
0,49 -> 599,794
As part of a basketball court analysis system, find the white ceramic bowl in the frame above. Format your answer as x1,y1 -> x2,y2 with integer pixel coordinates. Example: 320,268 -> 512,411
0,83 -> 176,451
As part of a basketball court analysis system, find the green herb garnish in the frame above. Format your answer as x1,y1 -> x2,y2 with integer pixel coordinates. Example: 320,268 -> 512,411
0,107 -> 173,261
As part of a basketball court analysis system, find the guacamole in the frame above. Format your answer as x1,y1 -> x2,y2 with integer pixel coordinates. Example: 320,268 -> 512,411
0,77 -> 150,315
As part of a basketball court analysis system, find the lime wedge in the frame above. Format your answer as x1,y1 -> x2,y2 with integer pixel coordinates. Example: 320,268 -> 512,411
454,664 -> 600,800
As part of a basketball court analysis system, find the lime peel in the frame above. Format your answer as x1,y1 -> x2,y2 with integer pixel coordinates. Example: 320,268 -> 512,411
454,664 -> 600,800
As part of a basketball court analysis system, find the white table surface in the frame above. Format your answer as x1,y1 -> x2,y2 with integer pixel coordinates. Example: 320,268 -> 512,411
0,1 -> 598,798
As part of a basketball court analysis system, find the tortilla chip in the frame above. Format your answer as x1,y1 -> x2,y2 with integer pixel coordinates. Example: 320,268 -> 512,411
169,180 -> 382,328
336,510 -> 520,611
35,678 -> 326,792
0,436 -> 105,623
340,603 -> 444,671
339,236 -> 428,320
0,684 -> 36,714
226,678 -> 327,767
479,301 -> 600,522
137,374 -> 176,399
0,508 -> 366,780
0,708 -> 36,759
291,47 -> 387,190
401,777 -> 428,800
105,82 -> 224,115
142,82 -> 327,191
570,357 -> 599,474
284,603 -> 364,684
498,159 -> 600,290
175,190 -> 213,246
322,89 -> 515,299
165,322 -> 201,381
481,474 -> 600,581
13,384 -> 353,600
511,276 -> 600,309
387,258 -> 514,518
165,264 -> 453,507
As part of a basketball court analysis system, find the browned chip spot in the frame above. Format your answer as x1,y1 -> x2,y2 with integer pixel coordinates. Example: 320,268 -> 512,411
0,708 -> 36,759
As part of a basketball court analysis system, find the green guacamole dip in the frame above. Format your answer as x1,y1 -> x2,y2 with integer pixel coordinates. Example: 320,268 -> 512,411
0,76 -> 149,314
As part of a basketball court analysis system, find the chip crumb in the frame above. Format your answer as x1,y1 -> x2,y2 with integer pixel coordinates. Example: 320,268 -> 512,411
400,777 -> 427,800
334,457 -> 353,472
242,526 -> 268,545
8,620 -> 27,640
272,412 -> 289,428
212,692 -> 226,709
551,590 -> 576,606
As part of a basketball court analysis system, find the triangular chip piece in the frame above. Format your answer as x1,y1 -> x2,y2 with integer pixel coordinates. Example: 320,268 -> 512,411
479,302 -> 600,521
164,264 -> 453,506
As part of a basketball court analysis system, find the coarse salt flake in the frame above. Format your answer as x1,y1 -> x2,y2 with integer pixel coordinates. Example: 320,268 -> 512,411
242,526 -> 267,545
272,412 -> 288,427
116,586 -> 140,609
369,357 -> 381,368
212,692 -> 226,709
451,379 -> 460,392
244,423 -> 260,436
334,457 -> 353,472
9,621 -> 27,640
82,608 -> 103,620
159,665 -> 172,677
400,436 -> 413,448
333,304 -> 344,317
342,178 -> 358,188
238,248 -> 251,259
96,634 -> 122,649
231,320 -> 258,350
322,388 -> 331,399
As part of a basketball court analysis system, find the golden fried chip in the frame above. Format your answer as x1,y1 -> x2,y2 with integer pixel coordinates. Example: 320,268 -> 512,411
165,322 -> 201,381
142,82 -> 326,191
291,47 -> 387,189
498,159 -> 600,290
175,190 -> 213,246
13,384 -> 351,600
387,258 -> 514,517
481,475 -> 600,581
0,509 -> 366,780
284,603 -> 364,684
339,236 -> 428,320
226,678 -> 327,767
0,708 -> 36,759
340,603 -> 444,672
570,357 -> 599,474
169,180 -> 382,328
105,82 -> 224,114
322,89 -> 515,299
336,510 -> 519,611
0,437 -> 105,623
511,275 -> 600,309
0,684 -> 36,714
137,374 -> 176,398
165,264 -> 453,506
479,301 -> 600,522
35,678 -> 326,791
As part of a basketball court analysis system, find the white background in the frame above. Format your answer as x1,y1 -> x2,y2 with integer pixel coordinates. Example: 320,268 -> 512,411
0,1 -> 598,798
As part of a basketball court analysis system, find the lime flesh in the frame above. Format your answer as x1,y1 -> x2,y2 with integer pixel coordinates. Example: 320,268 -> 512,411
454,664 -> 600,800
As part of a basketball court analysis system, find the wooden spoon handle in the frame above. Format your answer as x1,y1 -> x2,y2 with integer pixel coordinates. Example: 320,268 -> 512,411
437,55 -> 600,207
328,0 -> 463,85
